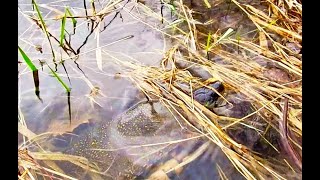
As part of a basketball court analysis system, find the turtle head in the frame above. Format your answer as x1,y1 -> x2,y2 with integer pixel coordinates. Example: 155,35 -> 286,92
193,81 -> 224,108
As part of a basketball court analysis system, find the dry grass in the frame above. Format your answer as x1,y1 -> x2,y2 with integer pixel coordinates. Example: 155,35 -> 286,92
18,0 -> 302,179
112,0 -> 302,179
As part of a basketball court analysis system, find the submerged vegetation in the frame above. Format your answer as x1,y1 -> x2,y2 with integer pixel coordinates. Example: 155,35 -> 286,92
18,0 -> 301,179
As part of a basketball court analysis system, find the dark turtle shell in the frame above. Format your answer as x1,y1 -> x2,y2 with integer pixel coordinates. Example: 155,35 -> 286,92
193,81 -> 224,107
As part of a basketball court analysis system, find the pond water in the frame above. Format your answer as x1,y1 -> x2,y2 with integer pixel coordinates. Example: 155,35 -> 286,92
18,0 -> 169,134
18,0 -> 300,179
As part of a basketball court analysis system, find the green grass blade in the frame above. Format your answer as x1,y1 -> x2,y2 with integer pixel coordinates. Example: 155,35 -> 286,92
91,0 -> 96,15
164,0 -> 176,13
205,32 -> 212,52
60,11 -> 66,46
32,0 -> 55,59
18,46 -> 37,71
32,0 -> 48,37
18,46 -> 42,101
235,31 -> 241,41
267,19 -> 277,28
46,63 -> 71,92
66,7 -> 77,28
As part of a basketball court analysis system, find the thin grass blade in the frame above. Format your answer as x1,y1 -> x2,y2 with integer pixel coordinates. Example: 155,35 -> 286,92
32,0 -> 56,60
18,46 -> 42,102
210,28 -> 234,49
18,46 -> 37,71
46,63 -> 71,93
66,7 -> 77,34
59,15 -> 66,47
205,32 -> 212,53
60,11 -> 66,46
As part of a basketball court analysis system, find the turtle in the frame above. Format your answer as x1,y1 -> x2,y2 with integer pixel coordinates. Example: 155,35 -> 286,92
193,81 -> 225,108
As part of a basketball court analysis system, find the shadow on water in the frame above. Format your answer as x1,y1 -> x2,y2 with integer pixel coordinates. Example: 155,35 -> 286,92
60,60 -> 71,85
67,91 -> 71,124
32,70 -> 42,103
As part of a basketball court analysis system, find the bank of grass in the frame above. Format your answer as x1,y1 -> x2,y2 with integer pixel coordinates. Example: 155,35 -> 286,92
18,0 -> 301,179
116,0 -> 301,178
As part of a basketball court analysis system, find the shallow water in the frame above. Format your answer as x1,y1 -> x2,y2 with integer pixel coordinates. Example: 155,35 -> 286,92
17,0 -> 288,179
18,0 -> 169,134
